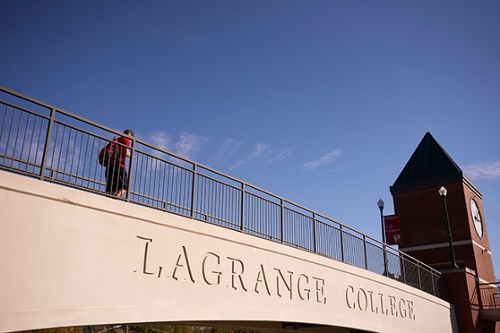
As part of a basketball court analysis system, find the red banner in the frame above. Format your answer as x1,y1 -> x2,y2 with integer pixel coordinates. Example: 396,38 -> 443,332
384,214 -> 401,245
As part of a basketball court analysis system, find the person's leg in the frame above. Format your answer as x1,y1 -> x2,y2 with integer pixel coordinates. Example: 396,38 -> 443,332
106,164 -> 122,196
115,189 -> 126,197
105,167 -> 114,194
114,167 -> 128,198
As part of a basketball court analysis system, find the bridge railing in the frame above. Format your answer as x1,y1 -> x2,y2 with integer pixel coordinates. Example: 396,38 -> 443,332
0,86 -> 442,298
478,282 -> 500,310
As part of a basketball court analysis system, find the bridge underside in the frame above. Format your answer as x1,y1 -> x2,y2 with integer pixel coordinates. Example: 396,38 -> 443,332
0,171 -> 453,333
166,321 -> 353,333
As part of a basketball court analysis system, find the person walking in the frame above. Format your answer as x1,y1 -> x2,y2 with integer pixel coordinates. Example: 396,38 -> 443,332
105,129 -> 134,198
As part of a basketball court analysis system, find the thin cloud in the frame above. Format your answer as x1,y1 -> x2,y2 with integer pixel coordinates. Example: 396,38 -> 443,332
268,146 -> 295,163
325,164 -> 355,174
462,161 -> 500,180
214,138 -> 241,161
149,131 -> 171,150
303,149 -> 343,171
230,142 -> 271,170
175,132 -> 208,159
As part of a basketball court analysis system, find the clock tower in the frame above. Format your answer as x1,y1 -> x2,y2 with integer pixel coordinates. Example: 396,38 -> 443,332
390,132 -> 499,333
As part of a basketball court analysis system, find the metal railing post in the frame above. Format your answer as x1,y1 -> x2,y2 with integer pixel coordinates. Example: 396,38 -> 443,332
190,164 -> 197,218
312,212 -> 317,253
477,281 -> 484,310
280,198 -> 285,244
240,183 -> 245,231
340,225 -> 345,263
125,137 -> 136,202
383,244 -> 388,276
431,272 -> 435,296
418,263 -> 422,291
363,235 -> 368,270
400,254 -> 406,284
39,108 -> 56,181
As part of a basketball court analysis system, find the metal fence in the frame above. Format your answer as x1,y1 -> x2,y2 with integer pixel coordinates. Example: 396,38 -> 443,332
478,282 -> 500,310
0,86 -> 442,298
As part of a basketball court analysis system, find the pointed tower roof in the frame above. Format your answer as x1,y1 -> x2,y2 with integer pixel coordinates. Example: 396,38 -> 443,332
390,132 -> 480,196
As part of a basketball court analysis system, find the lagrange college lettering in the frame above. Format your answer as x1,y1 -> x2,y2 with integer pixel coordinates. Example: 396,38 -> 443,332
135,236 -> 327,304
135,235 -> 416,320
345,286 -> 416,320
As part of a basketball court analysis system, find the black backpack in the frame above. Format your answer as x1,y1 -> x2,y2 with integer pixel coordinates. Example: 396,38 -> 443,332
98,137 -> 119,166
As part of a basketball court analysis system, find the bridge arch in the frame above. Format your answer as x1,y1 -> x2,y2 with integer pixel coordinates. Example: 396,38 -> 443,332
0,171 -> 453,333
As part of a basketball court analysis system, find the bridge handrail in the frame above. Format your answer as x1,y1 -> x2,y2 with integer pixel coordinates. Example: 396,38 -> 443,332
478,281 -> 500,310
0,85 -> 443,298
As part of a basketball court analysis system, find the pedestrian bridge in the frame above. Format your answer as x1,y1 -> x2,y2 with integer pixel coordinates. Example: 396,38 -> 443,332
0,87 -> 454,333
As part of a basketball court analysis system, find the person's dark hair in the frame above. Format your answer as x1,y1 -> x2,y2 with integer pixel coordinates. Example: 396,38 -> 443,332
124,129 -> 135,137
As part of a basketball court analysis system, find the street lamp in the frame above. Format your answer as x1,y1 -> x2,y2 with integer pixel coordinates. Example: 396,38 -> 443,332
377,199 -> 388,276
439,186 -> 459,269
377,199 -> 385,243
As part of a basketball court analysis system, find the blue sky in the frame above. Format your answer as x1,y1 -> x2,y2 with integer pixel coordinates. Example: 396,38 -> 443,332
1,1 -> 499,276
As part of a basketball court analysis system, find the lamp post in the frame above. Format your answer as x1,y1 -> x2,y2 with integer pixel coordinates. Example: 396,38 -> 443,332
377,199 -> 386,243
438,186 -> 459,269
377,199 -> 388,276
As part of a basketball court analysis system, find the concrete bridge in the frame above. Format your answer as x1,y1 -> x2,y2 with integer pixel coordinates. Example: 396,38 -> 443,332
0,87 -> 454,333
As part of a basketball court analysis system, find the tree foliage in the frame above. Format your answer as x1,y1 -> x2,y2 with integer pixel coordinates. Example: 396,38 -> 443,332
19,325 -> 265,333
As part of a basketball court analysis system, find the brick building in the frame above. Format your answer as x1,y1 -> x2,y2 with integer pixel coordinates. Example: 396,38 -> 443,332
390,132 -> 499,333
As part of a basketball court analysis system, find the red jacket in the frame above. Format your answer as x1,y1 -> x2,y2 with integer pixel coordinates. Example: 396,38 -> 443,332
116,136 -> 131,168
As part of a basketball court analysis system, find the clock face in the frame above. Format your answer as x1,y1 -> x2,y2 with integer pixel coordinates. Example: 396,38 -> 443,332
470,198 -> 483,238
